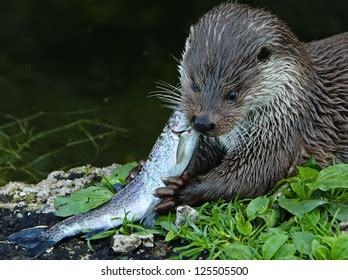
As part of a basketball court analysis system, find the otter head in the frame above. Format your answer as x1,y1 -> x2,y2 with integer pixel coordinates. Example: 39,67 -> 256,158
178,3 -> 310,136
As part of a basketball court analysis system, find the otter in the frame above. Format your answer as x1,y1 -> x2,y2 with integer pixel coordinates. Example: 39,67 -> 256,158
153,2 -> 348,212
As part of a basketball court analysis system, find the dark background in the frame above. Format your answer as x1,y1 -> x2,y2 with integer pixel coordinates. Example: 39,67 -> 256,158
0,0 -> 347,180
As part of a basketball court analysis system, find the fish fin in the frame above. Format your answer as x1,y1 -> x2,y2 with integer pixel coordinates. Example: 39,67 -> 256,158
140,200 -> 158,228
176,137 -> 186,165
83,229 -> 105,239
112,183 -> 124,193
141,212 -> 158,228
8,226 -> 56,259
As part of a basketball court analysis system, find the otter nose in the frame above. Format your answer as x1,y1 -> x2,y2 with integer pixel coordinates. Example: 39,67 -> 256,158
192,115 -> 216,134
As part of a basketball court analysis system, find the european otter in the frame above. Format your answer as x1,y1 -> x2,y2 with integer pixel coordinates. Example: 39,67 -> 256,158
154,2 -> 348,212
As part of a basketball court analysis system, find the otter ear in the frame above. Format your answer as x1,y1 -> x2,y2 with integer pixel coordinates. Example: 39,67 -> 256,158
184,26 -> 195,53
190,25 -> 195,35
256,46 -> 272,62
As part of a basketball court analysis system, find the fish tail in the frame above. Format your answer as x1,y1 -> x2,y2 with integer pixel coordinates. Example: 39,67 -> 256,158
8,226 -> 57,259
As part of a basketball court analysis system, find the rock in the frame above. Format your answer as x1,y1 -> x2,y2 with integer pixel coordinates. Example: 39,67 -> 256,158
140,234 -> 154,248
153,240 -> 169,258
175,205 -> 198,228
112,233 -> 154,254
15,212 -> 24,219
0,164 -> 119,213
17,202 -> 26,208
19,192 -> 27,198
340,221 -> 348,234
112,235 -> 142,254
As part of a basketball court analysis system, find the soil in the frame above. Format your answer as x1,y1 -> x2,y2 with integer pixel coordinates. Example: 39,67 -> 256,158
0,208 -> 172,260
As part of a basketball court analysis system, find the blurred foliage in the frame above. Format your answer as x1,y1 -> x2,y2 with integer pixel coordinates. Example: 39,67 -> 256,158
0,111 -> 125,185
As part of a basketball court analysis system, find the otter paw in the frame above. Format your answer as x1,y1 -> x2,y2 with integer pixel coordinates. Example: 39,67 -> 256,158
154,173 -> 189,213
126,159 -> 145,183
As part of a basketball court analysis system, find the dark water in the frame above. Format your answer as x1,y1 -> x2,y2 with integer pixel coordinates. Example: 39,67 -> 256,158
0,0 -> 347,181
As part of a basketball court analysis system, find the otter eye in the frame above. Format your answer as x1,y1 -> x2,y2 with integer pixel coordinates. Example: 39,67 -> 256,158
191,80 -> 200,92
227,91 -> 237,101
257,46 -> 272,62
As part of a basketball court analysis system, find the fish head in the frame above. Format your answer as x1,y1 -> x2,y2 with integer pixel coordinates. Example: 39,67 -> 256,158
169,110 -> 192,135
167,111 -> 200,174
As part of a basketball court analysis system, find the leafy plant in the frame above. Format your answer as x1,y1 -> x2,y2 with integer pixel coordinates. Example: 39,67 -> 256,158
156,158 -> 348,260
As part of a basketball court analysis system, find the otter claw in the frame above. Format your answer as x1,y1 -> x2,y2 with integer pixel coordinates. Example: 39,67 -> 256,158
155,200 -> 176,213
162,172 -> 189,186
155,187 -> 176,198
163,177 -> 185,186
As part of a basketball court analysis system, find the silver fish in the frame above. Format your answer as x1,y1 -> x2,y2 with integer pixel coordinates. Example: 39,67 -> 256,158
8,110 -> 199,258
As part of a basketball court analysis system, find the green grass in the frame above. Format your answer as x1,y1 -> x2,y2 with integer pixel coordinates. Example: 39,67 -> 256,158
56,158 -> 348,260
0,110 -> 126,185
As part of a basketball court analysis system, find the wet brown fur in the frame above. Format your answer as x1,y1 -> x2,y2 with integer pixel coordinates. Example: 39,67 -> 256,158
158,3 -> 348,208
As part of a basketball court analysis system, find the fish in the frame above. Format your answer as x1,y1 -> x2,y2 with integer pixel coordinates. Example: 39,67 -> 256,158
8,110 -> 200,258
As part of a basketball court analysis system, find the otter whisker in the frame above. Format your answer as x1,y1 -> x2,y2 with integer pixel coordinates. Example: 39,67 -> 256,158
150,87 -> 181,97
149,90 -> 182,101
154,96 -> 181,106
154,86 -> 182,98
160,104 -> 179,110
149,91 -> 182,100
155,81 -> 182,94
169,53 -> 182,65
155,80 -> 180,89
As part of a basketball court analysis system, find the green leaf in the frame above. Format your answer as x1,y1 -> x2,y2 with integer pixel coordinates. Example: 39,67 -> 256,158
298,209 -> 321,231
259,209 -> 280,227
298,167 -> 320,183
331,235 -> 348,260
113,162 -> 138,184
278,197 -> 327,216
54,186 -> 114,217
291,231 -> 315,256
327,203 -> 348,222
235,212 -> 253,235
311,164 -> 348,191
272,244 -> 296,260
98,162 -> 138,189
312,239 -> 330,260
165,231 -> 177,242
262,234 -> 288,260
160,221 -> 177,232
289,167 -> 319,199
302,156 -> 322,171
223,243 -> 253,260
86,229 -> 116,240
99,176 -> 122,188
289,180 -> 307,199
236,221 -> 253,236
246,196 -> 269,220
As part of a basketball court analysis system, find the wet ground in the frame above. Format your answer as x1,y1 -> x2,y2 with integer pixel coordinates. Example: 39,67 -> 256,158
0,208 -> 171,260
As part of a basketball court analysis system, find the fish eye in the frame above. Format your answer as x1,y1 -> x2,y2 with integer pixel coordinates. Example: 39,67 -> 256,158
191,79 -> 200,92
227,91 -> 237,101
